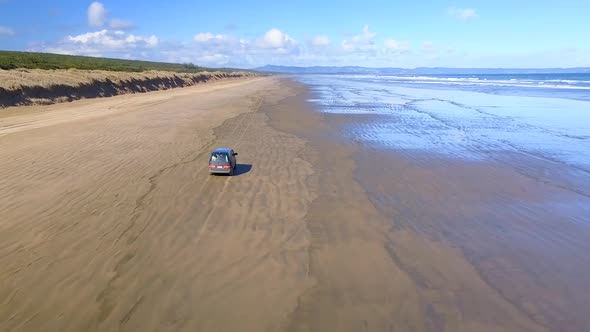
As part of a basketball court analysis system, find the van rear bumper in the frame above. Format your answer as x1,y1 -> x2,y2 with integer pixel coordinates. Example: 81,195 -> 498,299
209,168 -> 231,174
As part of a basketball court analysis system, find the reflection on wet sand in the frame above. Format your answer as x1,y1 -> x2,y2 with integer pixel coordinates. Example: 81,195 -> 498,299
356,150 -> 590,331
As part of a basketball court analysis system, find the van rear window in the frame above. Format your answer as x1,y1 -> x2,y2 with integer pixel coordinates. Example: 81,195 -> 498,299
210,153 -> 229,164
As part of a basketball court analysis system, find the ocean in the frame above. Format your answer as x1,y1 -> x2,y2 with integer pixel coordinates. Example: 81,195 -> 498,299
297,73 -> 590,194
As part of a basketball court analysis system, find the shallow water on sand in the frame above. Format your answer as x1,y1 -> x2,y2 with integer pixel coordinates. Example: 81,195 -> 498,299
300,75 -> 590,200
301,75 -> 590,170
298,74 -> 590,331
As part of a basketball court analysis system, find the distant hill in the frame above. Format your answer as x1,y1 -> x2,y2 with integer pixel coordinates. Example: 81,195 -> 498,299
254,65 -> 590,75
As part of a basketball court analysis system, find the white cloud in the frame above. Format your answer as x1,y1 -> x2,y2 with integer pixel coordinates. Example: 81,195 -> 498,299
0,26 -> 15,36
33,30 -> 159,58
186,26 -> 414,67
383,39 -> 410,53
194,32 -> 214,42
125,34 -> 158,47
88,2 -> 134,30
109,18 -> 134,30
184,29 -> 299,66
88,2 -> 107,27
194,32 -> 228,42
384,39 -> 400,49
42,23 -> 580,68
68,30 -> 158,48
448,7 -> 477,21
342,25 -> 376,52
32,24 -> 429,68
310,35 -> 330,47
259,28 -> 296,49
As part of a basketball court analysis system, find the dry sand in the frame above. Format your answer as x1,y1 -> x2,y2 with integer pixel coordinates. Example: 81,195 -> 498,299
1,77 -> 314,331
0,77 -> 579,331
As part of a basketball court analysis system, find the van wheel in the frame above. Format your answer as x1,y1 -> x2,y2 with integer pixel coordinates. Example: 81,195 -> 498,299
229,168 -> 234,176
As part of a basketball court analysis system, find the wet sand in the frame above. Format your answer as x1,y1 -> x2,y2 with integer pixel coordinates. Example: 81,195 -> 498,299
288,75 -> 590,331
355,150 -> 590,332
1,77 -> 589,331
268,85 -> 558,332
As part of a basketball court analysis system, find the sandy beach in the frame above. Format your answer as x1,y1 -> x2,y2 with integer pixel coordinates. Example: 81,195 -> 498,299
1,76 -> 589,332
1,77 -> 314,331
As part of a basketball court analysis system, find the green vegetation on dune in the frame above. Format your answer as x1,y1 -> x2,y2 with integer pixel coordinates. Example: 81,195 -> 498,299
0,51 -> 241,73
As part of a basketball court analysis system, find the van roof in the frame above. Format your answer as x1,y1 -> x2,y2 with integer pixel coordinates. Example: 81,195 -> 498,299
212,148 -> 232,153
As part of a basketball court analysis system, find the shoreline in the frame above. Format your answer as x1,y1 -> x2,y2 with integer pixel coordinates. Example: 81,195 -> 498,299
283,76 -> 590,331
266,79 -> 550,331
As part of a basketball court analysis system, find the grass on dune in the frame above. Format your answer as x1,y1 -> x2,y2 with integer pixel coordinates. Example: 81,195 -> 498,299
0,51 -> 240,73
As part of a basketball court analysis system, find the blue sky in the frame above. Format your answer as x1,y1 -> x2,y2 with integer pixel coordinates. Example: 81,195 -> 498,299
1,0 -> 589,68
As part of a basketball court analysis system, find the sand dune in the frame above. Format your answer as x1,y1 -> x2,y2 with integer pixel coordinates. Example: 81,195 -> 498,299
0,68 -> 258,108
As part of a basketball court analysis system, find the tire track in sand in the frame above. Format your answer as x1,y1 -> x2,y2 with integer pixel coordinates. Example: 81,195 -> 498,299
1,78 -> 310,332
94,96 -> 262,327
